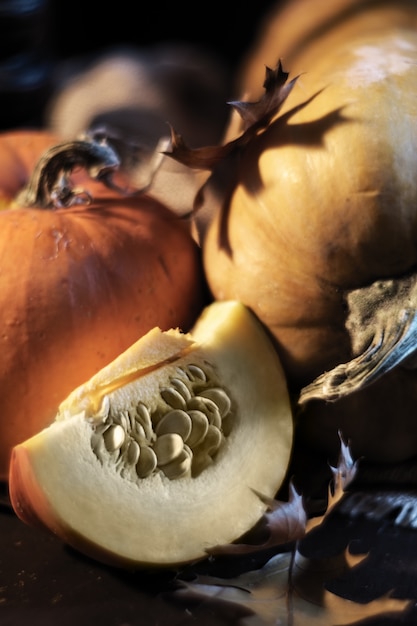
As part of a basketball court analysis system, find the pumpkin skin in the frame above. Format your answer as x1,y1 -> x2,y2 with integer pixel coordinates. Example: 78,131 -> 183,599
199,0 -> 417,463
0,130 -> 205,479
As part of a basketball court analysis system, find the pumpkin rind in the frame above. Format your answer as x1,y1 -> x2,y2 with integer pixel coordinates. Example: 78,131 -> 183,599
9,301 -> 293,569
0,130 -> 205,478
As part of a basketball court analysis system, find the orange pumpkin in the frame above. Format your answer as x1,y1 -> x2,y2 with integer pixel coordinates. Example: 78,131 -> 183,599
170,0 -> 417,464
0,130 -> 205,479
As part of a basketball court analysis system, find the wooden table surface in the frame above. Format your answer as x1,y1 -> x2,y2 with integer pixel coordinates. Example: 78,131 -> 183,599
2,474 -> 417,626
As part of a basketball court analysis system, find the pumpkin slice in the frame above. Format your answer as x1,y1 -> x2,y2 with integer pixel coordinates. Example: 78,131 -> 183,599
9,301 -> 293,569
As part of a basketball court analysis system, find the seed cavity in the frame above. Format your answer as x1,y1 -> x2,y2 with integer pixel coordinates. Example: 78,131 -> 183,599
91,362 -> 233,483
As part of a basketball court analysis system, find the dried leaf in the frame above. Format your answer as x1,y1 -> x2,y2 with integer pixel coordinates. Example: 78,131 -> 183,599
210,433 -> 358,556
307,432 -> 359,533
228,60 -> 298,132
165,59 -> 298,174
165,125 -> 233,170
166,439 -> 416,625
209,482 -> 306,557
172,549 -> 412,626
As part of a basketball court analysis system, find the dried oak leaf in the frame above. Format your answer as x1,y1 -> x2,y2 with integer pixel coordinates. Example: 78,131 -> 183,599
209,432 -> 358,557
168,438 -> 413,625
165,59 -> 299,173
208,481 -> 306,557
173,549 -> 411,626
164,59 -> 299,238
306,433 -> 360,533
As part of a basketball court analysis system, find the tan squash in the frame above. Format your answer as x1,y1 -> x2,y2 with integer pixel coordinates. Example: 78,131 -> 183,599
170,0 -> 417,464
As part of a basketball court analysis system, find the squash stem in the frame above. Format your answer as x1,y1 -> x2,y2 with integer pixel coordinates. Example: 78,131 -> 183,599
16,137 -> 122,209
299,273 -> 417,404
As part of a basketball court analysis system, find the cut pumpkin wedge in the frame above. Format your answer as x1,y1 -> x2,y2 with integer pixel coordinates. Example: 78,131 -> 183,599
9,301 -> 293,569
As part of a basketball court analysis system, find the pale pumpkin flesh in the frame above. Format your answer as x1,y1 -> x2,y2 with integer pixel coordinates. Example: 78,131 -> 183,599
9,301 -> 293,569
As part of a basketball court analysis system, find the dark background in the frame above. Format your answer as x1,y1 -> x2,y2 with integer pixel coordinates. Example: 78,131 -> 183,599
49,1 -> 278,66
0,0 -> 281,130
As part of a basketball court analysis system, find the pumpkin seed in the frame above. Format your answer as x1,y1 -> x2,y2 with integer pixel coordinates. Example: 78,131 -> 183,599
191,451 -> 213,477
161,387 -> 187,410
162,447 -> 192,479
186,410 -> 209,447
136,445 -> 157,478
198,388 -> 231,418
187,396 -> 222,429
126,439 -> 141,465
103,424 -> 125,452
127,407 -> 138,431
197,424 -> 223,456
155,409 -> 192,440
170,377 -> 192,402
153,433 -> 184,466
186,364 -> 207,382
118,410 -> 130,432
132,421 -> 147,442
93,421 -> 112,436
91,432 -> 106,456
135,402 -> 154,440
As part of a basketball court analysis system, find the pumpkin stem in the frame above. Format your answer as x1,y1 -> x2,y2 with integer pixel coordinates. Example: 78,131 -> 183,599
299,273 -> 417,404
82,127 -> 172,194
16,137 -> 125,209
17,132 -> 172,209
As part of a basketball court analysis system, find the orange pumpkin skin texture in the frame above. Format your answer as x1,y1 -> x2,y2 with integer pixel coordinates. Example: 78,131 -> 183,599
0,130 -> 205,479
200,0 -> 417,462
